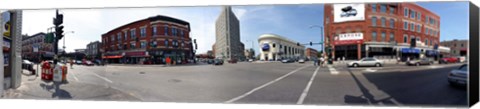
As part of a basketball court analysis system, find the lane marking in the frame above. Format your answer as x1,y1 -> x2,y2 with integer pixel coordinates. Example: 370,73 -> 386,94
328,65 -> 339,75
224,65 -> 310,103
92,72 -> 113,83
297,66 -> 320,104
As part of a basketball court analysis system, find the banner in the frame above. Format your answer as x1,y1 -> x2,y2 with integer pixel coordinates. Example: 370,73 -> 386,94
333,4 -> 365,23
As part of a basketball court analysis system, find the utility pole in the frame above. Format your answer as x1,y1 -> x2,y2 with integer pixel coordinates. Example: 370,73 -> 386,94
53,9 -> 64,65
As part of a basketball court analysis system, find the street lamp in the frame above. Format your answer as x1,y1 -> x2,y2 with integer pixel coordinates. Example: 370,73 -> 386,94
309,25 -> 324,56
63,31 -> 74,62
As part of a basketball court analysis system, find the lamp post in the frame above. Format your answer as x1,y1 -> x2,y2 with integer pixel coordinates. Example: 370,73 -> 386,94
309,25 -> 325,58
63,31 -> 74,63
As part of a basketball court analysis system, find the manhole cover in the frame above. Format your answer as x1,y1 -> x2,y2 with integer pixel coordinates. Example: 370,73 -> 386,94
139,72 -> 145,74
168,79 -> 181,83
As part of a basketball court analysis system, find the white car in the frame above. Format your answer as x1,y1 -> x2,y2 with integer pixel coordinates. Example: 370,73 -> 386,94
347,57 -> 384,67
448,64 -> 467,86
298,59 -> 305,63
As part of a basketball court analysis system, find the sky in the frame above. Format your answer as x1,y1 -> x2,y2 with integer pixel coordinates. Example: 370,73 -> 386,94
21,1 -> 469,54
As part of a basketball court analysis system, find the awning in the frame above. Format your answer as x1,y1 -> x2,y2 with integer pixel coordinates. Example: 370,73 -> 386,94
425,50 -> 438,56
102,55 -> 123,59
401,48 -> 420,54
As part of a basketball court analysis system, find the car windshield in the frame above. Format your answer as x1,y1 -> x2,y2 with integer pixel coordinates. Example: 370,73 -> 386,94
458,65 -> 468,71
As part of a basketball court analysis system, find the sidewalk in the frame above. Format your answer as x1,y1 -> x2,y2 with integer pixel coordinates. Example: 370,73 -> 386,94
3,73 -> 141,101
106,62 -> 207,67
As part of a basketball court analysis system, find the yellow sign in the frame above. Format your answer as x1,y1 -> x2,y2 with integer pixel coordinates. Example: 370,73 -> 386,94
3,21 -> 10,37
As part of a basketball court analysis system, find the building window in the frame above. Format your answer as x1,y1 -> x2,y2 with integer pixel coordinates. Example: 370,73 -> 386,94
425,39 -> 428,46
164,25 -> 169,36
140,27 -> 146,38
381,17 -> 386,27
403,21 -> 408,30
461,44 -> 464,47
380,4 -> 387,13
425,28 -> 429,35
410,10 -> 415,18
390,7 -> 395,14
404,8 -> 408,17
111,35 -> 114,41
416,36 -> 420,41
371,17 -> 377,26
272,43 -> 276,48
180,30 -> 185,37
165,40 -> 169,47
141,41 -> 147,48
152,26 -> 157,35
130,42 -> 136,49
403,34 -> 408,43
390,33 -> 394,42
417,25 -> 421,32
430,18 -> 434,25
124,31 -> 127,40
117,33 -> 121,42
410,23 -> 414,31
417,12 -> 421,20
390,19 -> 395,28
372,32 -> 377,42
429,39 -> 432,46
130,29 -> 136,39
381,32 -> 386,42
371,4 -> 377,12
172,28 -> 177,36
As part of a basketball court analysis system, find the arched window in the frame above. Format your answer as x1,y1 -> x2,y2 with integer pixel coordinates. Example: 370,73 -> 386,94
372,17 -> 377,26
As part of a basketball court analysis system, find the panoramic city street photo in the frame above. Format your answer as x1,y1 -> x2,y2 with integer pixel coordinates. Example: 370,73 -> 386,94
0,1 -> 471,108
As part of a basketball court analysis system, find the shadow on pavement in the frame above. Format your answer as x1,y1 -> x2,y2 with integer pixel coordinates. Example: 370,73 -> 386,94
357,65 -> 467,107
39,82 -> 72,99
344,68 -> 397,105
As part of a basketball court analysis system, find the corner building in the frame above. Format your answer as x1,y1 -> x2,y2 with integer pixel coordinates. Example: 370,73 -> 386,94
324,3 -> 440,61
102,15 -> 193,64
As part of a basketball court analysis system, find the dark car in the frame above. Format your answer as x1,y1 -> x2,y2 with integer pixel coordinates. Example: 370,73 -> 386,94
406,58 -> 434,66
228,59 -> 237,64
340,6 -> 358,17
94,60 -> 104,66
214,59 -> 224,65
22,60 -> 36,75
207,59 -> 214,64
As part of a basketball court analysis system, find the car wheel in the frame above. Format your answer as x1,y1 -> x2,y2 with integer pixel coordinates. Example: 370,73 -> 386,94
375,63 -> 381,67
353,63 -> 359,67
416,63 -> 420,66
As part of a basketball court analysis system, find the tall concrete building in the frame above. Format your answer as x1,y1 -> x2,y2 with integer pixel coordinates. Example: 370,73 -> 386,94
215,6 -> 245,60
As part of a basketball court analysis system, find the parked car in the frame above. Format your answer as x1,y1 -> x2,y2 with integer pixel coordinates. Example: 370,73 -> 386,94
298,59 -> 305,63
207,59 -> 214,64
93,60 -> 104,66
75,60 -> 83,65
84,61 -> 94,66
448,64 -> 467,86
406,58 -> 434,66
22,60 -> 36,74
281,58 -> 295,63
214,59 -> 224,65
248,59 -> 254,62
439,57 -> 459,64
228,59 -> 237,64
347,57 -> 384,67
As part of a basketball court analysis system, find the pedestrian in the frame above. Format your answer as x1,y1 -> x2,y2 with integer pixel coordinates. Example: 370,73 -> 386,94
166,57 -> 171,66
70,59 -> 74,69
396,57 -> 401,64
319,57 -> 324,67
313,58 -> 318,66
342,56 -> 345,63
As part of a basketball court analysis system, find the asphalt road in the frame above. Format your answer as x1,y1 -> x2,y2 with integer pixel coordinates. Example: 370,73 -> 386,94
63,61 -> 467,107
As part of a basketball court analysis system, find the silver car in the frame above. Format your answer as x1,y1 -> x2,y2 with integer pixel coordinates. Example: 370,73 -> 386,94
448,64 -> 467,86
347,57 -> 384,67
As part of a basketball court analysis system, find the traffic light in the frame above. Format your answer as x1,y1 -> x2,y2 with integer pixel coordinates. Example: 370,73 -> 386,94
53,14 -> 63,25
310,42 -> 313,46
55,25 -> 64,40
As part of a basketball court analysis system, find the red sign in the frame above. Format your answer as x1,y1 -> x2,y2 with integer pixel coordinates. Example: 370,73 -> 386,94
333,40 -> 363,45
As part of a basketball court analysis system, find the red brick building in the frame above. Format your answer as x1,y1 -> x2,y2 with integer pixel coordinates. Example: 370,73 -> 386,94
324,3 -> 440,61
305,48 -> 318,60
102,15 -> 193,64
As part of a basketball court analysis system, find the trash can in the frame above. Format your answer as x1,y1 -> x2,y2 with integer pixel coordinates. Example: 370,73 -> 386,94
41,61 -> 53,80
53,64 -> 62,82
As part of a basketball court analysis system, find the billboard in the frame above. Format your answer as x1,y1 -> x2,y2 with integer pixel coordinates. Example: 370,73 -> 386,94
333,4 -> 365,23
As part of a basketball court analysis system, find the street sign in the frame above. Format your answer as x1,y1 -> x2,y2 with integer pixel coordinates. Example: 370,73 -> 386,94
33,44 -> 39,52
